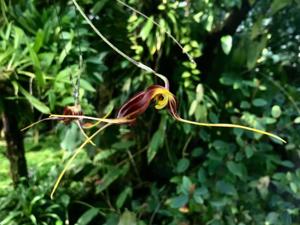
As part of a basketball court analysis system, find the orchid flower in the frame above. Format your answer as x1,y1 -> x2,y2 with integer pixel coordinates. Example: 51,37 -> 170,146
44,80 -> 286,198
116,84 -> 286,143
22,1 -> 286,199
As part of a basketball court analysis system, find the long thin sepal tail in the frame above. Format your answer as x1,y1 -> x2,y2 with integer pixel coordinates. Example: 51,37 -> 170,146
50,123 -> 111,199
175,116 -> 286,144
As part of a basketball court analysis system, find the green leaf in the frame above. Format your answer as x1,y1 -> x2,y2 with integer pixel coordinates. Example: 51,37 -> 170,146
279,160 -> 294,168
226,161 -> 246,179
176,158 -> 190,173
247,37 -> 267,69
18,85 -> 50,114
116,187 -> 132,209
252,98 -> 268,107
96,164 -> 129,193
60,123 -> 82,151
170,195 -> 189,208
147,119 -> 165,163
13,26 -> 24,49
118,210 -> 137,225
216,180 -> 237,196
75,208 -> 98,225
33,29 -> 44,52
240,101 -> 251,109
181,176 -> 193,195
112,141 -> 135,150
293,117 -> 300,124
80,79 -> 96,92
191,147 -> 203,157
245,146 -> 254,159
92,0 -> 110,14
139,17 -> 154,41
271,0 -> 292,15
271,105 -> 282,118
93,150 -> 117,163
28,45 -> 45,87
281,211 -> 292,225
266,212 -> 279,224
0,212 -> 22,225
59,40 -> 72,64
30,215 -> 37,225
221,35 -> 233,55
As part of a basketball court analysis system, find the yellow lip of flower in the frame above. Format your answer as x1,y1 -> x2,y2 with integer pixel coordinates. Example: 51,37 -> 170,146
152,88 -> 174,110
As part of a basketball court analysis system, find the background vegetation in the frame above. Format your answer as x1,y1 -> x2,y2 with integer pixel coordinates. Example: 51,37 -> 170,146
0,0 -> 300,224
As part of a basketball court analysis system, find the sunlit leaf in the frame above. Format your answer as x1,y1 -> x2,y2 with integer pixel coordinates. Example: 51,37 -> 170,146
221,35 -> 233,55
117,210 -> 137,225
271,105 -> 282,118
139,17 -> 153,41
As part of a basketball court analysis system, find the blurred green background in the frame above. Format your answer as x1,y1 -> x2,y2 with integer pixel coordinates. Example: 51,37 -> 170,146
0,0 -> 300,224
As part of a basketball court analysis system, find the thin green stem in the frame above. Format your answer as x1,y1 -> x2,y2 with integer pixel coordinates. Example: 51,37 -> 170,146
71,0 -> 169,88
117,0 -> 196,64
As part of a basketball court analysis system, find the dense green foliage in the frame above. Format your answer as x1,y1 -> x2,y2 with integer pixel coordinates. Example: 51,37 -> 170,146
0,0 -> 300,224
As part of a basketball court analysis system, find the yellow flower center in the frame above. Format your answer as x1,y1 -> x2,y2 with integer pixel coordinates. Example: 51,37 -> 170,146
152,88 -> 174,110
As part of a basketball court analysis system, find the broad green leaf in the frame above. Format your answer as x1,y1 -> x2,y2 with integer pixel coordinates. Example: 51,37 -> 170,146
48,90 -> 56,110
147,118 -> 165,163
188,100 -> 198,116
59,40 -> 72,64
170,195 -> 189,208
246,37 -> 267,69
197,168 -> 207,183
191,147 -> 203,157
116,187 -> 132,209
221,35 -> 233,55
75,208 -> 98,225
252,98 -> 268,107
29,215 -> 37,225
33,29 -> 44,52
240,101 -> 251,109
139,17 -> 154,41
92,0 -> 109,14
279,160 -> 294,168
293,117 -> 300,124
271,0 -> 292,15
0,212 -> 22,225
193,187 -> 208,204
266,212 -> 279,224
60,123 -> 82,151
40,52 -> 55,68
181,176 -> 193,195
118,210 -> 137,225
216,180 -> 237,196
112,141 -> 135,150
13,26 -> 24,49
80,79 -> 96,92
19,85 -> 50,114
196,83 -> 204,102
271,105 -> 282,118
96,164 -> 129,193
245,146 -> 254,158
28,46 -> 45,87
93,150 -> 117,163
147,130 -> 162,163
226,161 -> 246,179
176,158 -> 190,173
